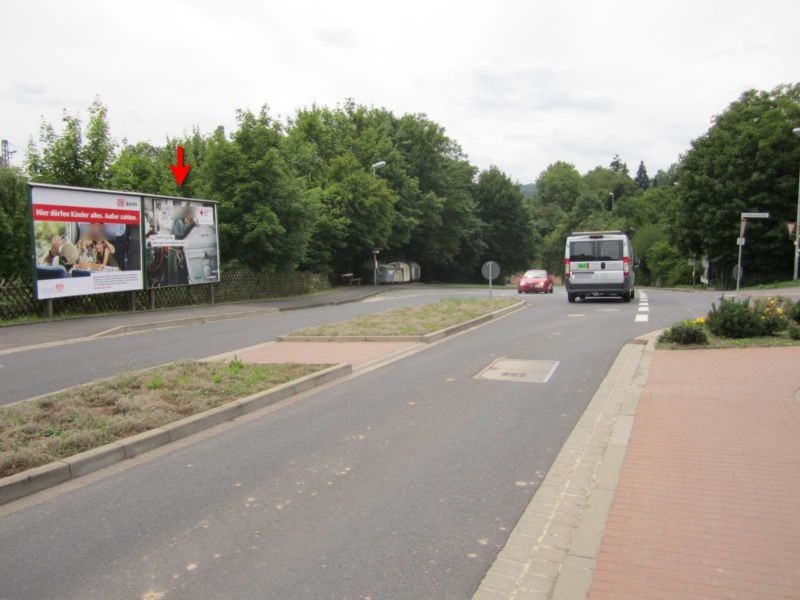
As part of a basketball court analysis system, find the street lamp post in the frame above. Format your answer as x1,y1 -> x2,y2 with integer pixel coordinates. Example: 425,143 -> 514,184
792,128 -> 800,280
736,211 -> 769,292
609,192 -> 615,211
370,161 -> 387,286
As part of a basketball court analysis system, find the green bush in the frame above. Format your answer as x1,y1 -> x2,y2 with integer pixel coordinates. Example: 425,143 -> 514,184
752,297 -> 791,335
659,320 -> 708,345
788,321 -> 800,340
790,300 -> 800,325
706,297 -> 764,338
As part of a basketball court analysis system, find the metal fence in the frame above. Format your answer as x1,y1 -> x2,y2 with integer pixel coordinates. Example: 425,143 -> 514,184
0,271 -> 330,322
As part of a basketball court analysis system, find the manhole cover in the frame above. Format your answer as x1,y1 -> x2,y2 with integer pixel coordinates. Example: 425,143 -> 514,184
475,358 -> 559,383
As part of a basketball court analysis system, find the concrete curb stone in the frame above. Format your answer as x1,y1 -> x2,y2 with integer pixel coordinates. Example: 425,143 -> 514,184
0,462 -> 71,505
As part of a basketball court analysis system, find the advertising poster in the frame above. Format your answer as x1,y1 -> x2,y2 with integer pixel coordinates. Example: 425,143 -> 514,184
30,185 -> 143,300
143,197 -> 220,287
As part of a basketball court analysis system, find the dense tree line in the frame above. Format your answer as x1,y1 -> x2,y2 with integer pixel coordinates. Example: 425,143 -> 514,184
1,84 -> 799,287
530,84 -> 800,286
4,99 -> 532,282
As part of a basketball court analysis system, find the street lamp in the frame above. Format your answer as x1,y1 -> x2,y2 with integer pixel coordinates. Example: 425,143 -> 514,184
371,160 -> 386,176
371,161 -> 387,285
609,192 -> 615,211
793,128 -> 800,280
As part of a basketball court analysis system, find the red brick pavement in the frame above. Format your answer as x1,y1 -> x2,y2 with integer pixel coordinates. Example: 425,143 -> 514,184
588,347 -> 800,600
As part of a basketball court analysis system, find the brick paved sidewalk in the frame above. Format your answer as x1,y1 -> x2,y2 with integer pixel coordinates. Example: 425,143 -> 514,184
589,347 -> 800,600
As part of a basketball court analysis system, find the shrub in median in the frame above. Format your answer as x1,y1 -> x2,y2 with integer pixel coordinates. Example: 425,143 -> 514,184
790,300 -> 800,325
788,321 -> 800,340
753,297 -> 791,335
706,297 -> 765,338
659,320 -> 708,345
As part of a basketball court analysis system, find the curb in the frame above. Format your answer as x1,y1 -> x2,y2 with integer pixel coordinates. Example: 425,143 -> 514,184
276,300 -> 526,343
0,363 -> 351,505
277,289 -> 384,311
473,330 -> 661,600
91,308 -> 280,338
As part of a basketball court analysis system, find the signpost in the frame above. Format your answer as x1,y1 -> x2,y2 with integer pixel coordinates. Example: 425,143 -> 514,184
736,212 -> 769,292
481,260 -> 500,298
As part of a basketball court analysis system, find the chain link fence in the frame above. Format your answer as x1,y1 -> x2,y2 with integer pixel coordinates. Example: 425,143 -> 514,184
0,271 -> 330,322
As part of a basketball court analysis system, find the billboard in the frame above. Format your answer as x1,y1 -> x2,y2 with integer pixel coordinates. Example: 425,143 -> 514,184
30,185 -> 143,300
143,197 -> 220,287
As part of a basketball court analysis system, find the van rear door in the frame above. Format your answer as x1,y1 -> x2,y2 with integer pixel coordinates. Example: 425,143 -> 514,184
593,238 -> 624,285
569,239 -> 596,285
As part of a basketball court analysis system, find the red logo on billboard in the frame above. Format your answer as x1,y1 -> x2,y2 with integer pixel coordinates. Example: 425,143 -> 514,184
117,198 -> 125,207
55,284 -> 64,292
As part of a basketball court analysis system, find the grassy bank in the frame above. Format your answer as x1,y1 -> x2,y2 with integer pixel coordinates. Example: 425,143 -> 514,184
0,360 -> 328,478
292,297 -> 518,337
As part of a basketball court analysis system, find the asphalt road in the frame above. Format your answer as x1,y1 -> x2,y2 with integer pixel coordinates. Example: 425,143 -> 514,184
0,287 -> 720,599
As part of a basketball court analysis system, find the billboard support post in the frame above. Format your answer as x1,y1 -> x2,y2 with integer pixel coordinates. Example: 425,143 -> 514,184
128,290 -> 136,312
209,283 -> 215,305
149,289 -> 156,311
44,299 -> 53,319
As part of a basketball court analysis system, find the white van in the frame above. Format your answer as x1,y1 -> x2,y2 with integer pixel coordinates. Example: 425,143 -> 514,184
564,231 -> 636,303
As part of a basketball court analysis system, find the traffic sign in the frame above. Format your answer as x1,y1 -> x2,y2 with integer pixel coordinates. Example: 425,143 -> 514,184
741,212 -> 769,219
736,237 -> 745,246
481,261 -> 500,299
481,261 -> 500,281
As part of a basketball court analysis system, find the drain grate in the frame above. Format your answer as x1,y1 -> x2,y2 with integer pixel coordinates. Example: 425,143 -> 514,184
475,358 -> 559,383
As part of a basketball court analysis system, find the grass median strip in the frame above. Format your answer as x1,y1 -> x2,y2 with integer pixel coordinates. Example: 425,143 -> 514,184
0,360 -> 329,478
290,297 -> 518,338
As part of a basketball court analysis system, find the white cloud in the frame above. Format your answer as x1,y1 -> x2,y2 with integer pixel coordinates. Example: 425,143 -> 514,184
0,0 -> 797,182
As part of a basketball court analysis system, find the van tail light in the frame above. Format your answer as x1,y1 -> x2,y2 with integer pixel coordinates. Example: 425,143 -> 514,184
564,258 -> 571,277
623,256 -> 630,275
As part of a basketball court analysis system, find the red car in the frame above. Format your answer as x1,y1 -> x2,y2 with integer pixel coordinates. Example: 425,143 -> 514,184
517,269 -> 554,294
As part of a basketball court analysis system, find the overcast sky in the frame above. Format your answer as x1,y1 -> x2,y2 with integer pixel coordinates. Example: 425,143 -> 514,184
1,0 -> 798,183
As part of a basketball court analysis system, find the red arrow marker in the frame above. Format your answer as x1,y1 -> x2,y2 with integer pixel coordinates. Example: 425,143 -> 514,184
169,145 -> 191,186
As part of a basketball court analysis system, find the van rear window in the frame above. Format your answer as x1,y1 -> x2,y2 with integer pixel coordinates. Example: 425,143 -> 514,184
597,240 -> 623,261
569,241 -> 594,262
569,240 -> 624,261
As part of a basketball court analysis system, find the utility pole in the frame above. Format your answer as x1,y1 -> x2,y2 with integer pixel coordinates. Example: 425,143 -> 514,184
1,140 -> 16,168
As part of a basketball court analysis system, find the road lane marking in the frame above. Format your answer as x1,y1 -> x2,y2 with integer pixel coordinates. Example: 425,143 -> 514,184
638,306 -> 649,312
567,314 -> 586,317
596,308 -> 619,312
635,314 -> 649,322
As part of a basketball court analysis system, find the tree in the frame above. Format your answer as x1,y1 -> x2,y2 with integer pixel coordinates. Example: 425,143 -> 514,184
609,154 -> 629,176
677,84 -> 800,282
634,161 -> 650,190
204,108 -> 317,272
0,166 -> 29,279
26,99 -> 116,188
474,166 -> 534,276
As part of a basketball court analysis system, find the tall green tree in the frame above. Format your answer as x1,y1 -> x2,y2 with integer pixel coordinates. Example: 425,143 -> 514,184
0,166 -> 30,279
26,98 -> 116,188
677,84 -> 800,283
634,160 -> 650,190
474,166 -> 534,275
204,108 -> 316,272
